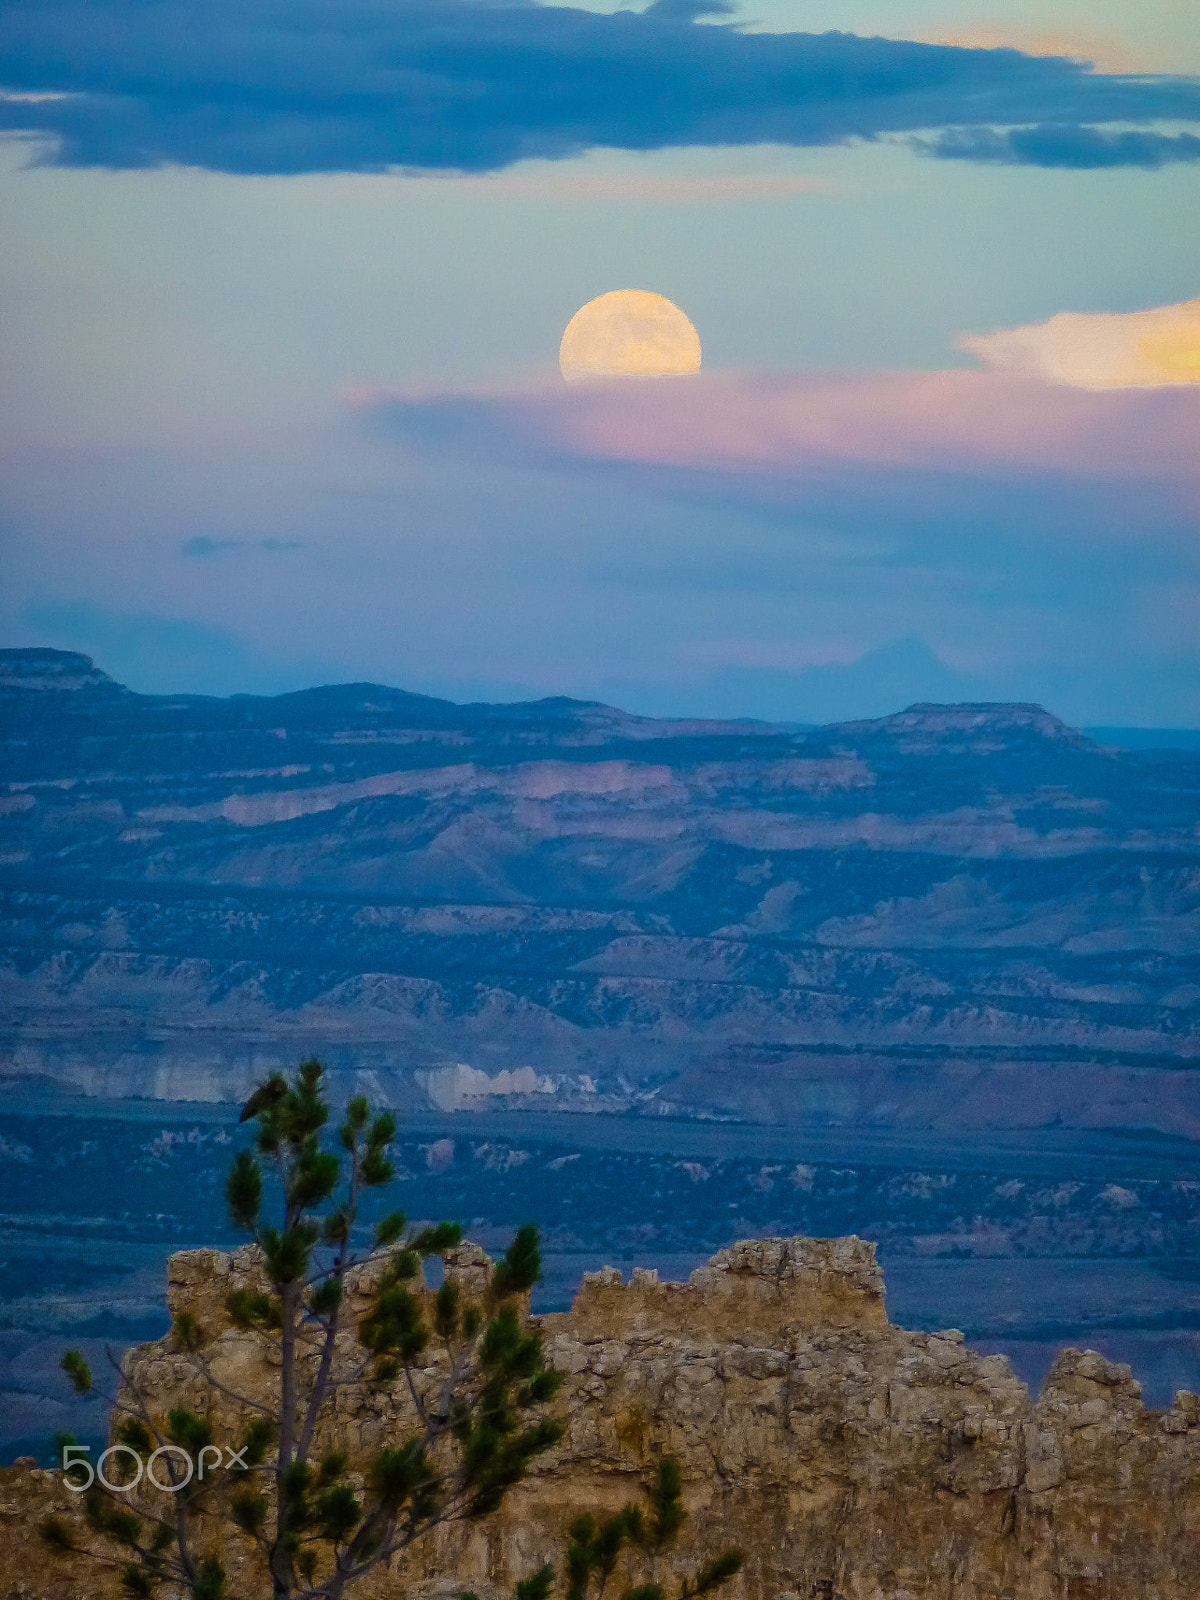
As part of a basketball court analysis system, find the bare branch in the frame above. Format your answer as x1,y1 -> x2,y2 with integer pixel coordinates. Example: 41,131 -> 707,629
184,1347 -> 278,1419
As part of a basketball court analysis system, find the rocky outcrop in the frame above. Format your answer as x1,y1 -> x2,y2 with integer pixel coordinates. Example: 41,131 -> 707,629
8,1235 -> 1200,1599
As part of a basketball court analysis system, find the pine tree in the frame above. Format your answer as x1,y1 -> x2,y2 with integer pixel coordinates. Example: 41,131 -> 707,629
44,1058 -> 563,1599
537,1455 -> 743,1600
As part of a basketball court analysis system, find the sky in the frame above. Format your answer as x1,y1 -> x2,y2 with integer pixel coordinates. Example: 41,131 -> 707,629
1,0 -> 1198,725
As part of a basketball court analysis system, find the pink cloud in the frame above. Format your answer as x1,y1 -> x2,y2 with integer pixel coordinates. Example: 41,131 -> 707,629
353,367 -> 1199,494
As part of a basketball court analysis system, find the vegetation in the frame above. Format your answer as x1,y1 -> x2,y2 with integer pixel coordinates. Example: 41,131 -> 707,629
45,1058 -> 563,1600
503,1456 -> 743,1600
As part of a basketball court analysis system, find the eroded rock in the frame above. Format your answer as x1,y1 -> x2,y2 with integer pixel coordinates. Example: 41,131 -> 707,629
9,1236 -> 1200,1599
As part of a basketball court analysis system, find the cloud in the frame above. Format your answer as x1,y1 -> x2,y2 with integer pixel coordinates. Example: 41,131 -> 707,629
962,299 -> 1200,389
355,366 -> 1200,490
1,0 -> 1199,174
351,368 -> 1200,662
7,383 -> 1200,723
920,124 -> 1200,168
182,535 -> 304,557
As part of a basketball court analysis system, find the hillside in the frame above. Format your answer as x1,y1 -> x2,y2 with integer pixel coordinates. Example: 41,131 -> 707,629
2,647 -> 1198,1131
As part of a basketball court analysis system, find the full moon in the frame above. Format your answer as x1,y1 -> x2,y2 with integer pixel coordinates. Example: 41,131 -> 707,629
559,289 -> 701,380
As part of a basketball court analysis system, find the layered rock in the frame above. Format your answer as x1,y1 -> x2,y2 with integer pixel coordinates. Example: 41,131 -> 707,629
8,1235 -> 1200,1599
3,649 -> 1199,1130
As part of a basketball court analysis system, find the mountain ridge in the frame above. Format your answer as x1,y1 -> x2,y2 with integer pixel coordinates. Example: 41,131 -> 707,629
0,646 -> 1105,729
1,647 -> 1197,1127
7,646 -> 1195,752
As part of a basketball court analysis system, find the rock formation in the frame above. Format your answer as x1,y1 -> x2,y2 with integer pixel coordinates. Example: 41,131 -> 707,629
6,1235 -> 1200,1598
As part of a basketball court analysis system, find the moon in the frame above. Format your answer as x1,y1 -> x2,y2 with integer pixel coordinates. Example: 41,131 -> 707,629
560,289 -> 701,380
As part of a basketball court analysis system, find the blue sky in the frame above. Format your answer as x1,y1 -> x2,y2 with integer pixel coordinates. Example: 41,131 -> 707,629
1,0 -> 1198,724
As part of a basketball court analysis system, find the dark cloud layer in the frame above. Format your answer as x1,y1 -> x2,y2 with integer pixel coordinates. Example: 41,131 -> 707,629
923,124 -> 1200,169
2,0 -> 1199,174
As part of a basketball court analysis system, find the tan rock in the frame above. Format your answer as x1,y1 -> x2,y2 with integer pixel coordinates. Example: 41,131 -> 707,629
9,1236 -> 1200,1598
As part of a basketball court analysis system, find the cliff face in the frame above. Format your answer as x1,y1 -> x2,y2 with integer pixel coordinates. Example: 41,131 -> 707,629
533,1242 -> 1200,1599
8,1236 -> 1200,1599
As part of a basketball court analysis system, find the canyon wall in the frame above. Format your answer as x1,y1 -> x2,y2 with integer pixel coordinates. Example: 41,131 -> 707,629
4,649 -> 1199,1132
7,1235 -> 1200,1599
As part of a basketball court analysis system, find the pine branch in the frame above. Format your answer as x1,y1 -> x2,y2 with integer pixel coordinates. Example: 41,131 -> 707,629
296,1147 -> 363,1460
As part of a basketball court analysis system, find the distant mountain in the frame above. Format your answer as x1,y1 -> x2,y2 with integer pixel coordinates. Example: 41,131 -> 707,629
0,647 -> 126,694
1,648 -> 1198,1133
662,636 -> 989,725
